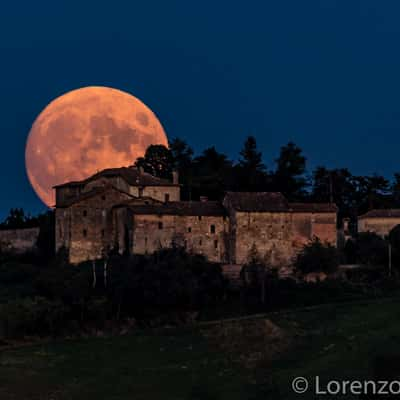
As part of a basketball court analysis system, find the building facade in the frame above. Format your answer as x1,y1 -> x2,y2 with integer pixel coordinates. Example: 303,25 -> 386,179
358,209 -> 400,237
54,166 -> 338,266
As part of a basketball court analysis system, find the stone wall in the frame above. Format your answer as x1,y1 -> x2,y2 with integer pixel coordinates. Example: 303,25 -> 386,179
141,186 -> 180,202
233,211 -> 293,266
0,227 -> 40,253
57,187 -> 133,264
358,217 -> 400,237
233,211 -> 337,266
120,213 -> 229,263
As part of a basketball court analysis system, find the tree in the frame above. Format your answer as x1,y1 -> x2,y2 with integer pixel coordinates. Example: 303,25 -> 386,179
169,138 -> 194,200
311,167 -> 357,225
392,173 -> 400,207
0,208 -> 27,229
353,174 -> 390,215
294,238 -> 339,275
191,147 -> 234,200
36,210 -> 55,260
239,136 -> 265,172
355,232 -> 387,267
273,142 -> 307,200
107,248 -> 226,320
388,225 -> 400,270
235,136 -> 269,192
135,144 -> 174,180
170,137 -> 194,170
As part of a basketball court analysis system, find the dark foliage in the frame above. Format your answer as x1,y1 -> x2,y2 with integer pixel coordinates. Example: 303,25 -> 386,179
135,144 -> 174,180
273,142 -> 307,200
354,232 -> 388,268
294,238 -> 339,274
107,247 -> 227,320
388,224 -> 400,269
0,208 -> 45,230
0,247 -> 227,337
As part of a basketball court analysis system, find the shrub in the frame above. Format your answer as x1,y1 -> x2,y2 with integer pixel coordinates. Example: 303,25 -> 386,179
0,297 -> 67,338
0,262 -> 40,301
107,248 -> 227,320
389,224 -> 400,269
294,238 -> 339,274
355,232 -> 388,267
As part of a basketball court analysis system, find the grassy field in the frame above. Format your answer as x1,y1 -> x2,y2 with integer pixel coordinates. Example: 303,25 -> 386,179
2,298 -> 400,399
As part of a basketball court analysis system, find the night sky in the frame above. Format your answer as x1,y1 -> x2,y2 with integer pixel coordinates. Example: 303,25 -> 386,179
2,0 -> 400,218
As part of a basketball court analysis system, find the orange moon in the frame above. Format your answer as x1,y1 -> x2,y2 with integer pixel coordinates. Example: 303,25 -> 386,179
25,86 -> 168,207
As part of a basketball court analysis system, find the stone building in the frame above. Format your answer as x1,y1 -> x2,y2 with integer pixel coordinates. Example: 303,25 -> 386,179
54,166 -> 338,267
223,192 -> 337,266
358,209 -> 400,237
0,227 -> 40,253
54,166 -> 180,263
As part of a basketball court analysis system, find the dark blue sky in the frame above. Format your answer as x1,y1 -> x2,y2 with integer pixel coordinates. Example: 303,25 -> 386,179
2,0 -> 400,218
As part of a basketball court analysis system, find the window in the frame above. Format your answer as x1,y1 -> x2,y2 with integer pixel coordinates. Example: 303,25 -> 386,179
214,240 -> 218,249
210,224 -> 216,234
101,229 -> 105,238
83,229 -> 87,237
101,195 -> 106,201
198,216 -> 202,221
83,210 -> 87,217
164,193 -> 170,202
138,188 -> 143,197
199,239 -> 202,246
187,227 -> 192,233
158,222 -> 163,230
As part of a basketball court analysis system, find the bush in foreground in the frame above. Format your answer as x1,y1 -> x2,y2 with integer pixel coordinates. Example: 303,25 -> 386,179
294,238 -> 339,275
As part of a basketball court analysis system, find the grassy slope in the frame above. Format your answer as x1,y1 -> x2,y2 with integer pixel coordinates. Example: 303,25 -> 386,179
1,298 -> 400,399
0,329 -> 248,400
262,298 -> 400,398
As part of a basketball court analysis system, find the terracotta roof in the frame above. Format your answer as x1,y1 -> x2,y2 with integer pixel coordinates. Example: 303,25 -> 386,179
224,192 -> 289,212
125,201 -> 226,216
289,203 -> 338,213
359,209 -> 400,219
53,167 -> 177,189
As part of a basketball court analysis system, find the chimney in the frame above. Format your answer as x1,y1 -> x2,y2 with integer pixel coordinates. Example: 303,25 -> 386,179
172,170 -> 179,185
343,218 -> 350,233
200,196 -> 208,202
138,166 -> 144,175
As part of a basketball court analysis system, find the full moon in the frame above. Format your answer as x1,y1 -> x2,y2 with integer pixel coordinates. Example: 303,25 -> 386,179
25,86 -> 168,207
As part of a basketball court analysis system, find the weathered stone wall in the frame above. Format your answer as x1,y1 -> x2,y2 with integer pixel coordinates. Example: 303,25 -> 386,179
56,177 -> 180,208
310,212 -> 337,244
56,186 -> 82,207
58,188 -> 133,264
234,212 -> 293,266
142,186 -> 180,202
358,217 -> 400,237
126,214 -> 228,263
233,211 -> 337,266
0,227 -> 40,253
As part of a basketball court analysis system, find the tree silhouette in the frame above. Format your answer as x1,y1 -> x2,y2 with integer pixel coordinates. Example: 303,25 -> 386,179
273,142 -> 307,200
169,138 -> 194,200
135,144 -> 174,180
235,136 -> 269,191
191,147 -> 234,200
